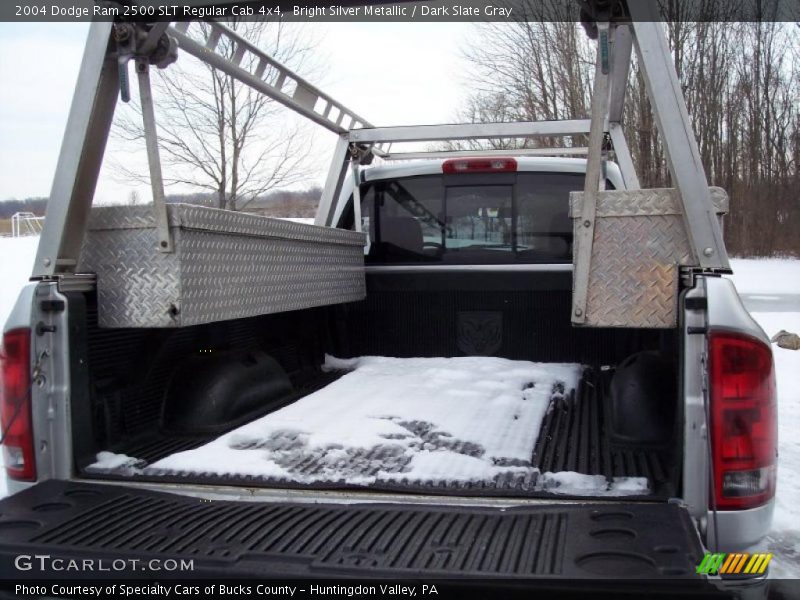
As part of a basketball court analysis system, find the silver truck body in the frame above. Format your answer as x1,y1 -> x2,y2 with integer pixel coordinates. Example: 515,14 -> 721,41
4,157 -> 775,552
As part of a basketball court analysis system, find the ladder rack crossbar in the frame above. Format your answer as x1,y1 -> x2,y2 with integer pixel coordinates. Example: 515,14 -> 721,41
349,119 -> 594,144
169,20 -> 374,134
381,147 -> 591,160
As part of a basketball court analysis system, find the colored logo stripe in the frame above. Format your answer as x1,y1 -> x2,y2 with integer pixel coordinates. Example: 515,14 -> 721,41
697,553 -> 772,575
697,553 -> 725,574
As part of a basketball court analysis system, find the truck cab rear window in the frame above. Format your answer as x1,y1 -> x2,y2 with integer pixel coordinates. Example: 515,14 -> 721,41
358,172 -> 598,264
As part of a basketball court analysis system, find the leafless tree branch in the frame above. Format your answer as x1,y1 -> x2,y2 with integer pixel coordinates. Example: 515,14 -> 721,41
111,20 -> 321,212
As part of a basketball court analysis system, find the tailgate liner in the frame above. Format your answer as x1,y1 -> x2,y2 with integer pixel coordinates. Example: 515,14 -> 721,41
0,480 -> 704,579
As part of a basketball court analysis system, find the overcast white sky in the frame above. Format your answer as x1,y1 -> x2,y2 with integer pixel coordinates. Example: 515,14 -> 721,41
0,22 -> 473,203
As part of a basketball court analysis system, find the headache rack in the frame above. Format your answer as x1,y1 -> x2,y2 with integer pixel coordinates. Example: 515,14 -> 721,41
33,0 -> 730,329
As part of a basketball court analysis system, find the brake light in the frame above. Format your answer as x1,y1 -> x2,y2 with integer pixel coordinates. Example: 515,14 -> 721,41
1,328 -> 36,481
442,157 -> 517,174
709,331 -> 776,510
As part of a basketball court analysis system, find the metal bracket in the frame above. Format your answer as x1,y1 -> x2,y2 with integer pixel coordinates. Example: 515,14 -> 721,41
350,159 -> 365,253
349,142 -> 375,166
111,23 -> 179,253
32,21 -> 119,279
608,122 -> 640,190
136,60 -> 173,253
348,143 -> 374,252
572,21 -> 611,325
349,146 -> 364,234
113,24 -> 133,103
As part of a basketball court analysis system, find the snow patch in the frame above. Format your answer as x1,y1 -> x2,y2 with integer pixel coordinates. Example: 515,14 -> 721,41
148,356 -> 590,490
87,451 -> 144,471
540,471 -> 649,496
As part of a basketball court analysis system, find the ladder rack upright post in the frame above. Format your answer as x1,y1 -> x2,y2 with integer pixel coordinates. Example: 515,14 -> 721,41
628,3 -> 729,269
32,21 -> 119,279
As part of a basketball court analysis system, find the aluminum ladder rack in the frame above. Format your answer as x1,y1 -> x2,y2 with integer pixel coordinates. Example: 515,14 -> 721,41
33,0 -> 730,330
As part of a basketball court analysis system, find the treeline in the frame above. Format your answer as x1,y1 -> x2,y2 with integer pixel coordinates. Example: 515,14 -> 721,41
1,187 -> 323,220
0,198 -> 48,219
459,6 -> 799,257
164,187 -> 322,217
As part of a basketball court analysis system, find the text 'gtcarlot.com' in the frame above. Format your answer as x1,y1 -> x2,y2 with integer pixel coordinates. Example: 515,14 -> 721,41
13,554 -> 194,572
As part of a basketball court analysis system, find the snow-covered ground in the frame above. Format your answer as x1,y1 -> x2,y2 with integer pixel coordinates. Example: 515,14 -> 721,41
726,258 -> 800,294
742,310 -> 800,577
728,261 -> 800,578
0,237 -> 798,574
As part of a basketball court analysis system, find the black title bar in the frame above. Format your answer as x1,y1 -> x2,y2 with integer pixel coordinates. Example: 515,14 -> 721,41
3,0 -> 799,22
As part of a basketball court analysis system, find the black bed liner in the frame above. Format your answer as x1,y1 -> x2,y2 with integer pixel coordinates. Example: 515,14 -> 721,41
82,369 -> 673,500
92,369 -> 346,465
0,480 -> 705,581
533,369 -> 674,496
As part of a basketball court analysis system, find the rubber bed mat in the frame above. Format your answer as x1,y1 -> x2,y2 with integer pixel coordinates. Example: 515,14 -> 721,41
90,369 -> 346,466
0,480 -> 705,580
533,369 -> 674,496
83,368 -> 672,500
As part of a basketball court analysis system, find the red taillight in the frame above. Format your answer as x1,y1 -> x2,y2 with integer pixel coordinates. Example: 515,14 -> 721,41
1,328 -> 36,481
709,331 -> 777,510
442,157 -> 518,174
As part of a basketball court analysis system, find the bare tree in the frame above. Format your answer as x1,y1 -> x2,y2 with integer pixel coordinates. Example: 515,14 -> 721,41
444,5 -> 593,152
456,7 -> 800,257
113,21 -> 319,211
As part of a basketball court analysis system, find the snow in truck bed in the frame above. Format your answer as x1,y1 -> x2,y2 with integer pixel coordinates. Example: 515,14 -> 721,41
92,355 -> 648,495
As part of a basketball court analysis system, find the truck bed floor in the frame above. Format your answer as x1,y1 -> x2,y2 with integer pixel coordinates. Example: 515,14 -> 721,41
91,369 -> 346,465
533,370 -> 674,497
82,367 -> 675,499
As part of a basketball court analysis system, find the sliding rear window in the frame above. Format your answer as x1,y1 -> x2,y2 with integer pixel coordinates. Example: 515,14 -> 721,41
357,171 -> 597,265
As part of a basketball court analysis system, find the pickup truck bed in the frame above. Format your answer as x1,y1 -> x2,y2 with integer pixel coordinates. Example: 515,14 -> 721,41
67,268 -> 680,500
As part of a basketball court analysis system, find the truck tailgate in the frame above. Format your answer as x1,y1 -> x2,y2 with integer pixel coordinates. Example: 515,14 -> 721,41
0,480 -> 711,582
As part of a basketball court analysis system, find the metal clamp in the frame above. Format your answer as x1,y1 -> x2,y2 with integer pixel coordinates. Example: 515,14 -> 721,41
114,23 -> 177,104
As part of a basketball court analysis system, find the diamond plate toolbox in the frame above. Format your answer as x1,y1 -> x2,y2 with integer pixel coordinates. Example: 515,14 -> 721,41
77,204 -> 366,328
569,187 -> 728,329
